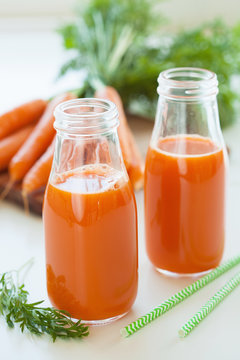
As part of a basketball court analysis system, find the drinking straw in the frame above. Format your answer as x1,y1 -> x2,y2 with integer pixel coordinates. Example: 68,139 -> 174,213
179,271 -> 240,338
120,255 -> 240,337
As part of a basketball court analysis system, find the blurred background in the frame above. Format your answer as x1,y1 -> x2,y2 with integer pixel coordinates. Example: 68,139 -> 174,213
1,0 -> 240,127
1,0 -> 240,27
1,0 -> 240,170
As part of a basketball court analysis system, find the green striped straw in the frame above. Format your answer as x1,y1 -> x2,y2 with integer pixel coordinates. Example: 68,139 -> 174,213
120,255 -> 240,337
179,271 -> 240,338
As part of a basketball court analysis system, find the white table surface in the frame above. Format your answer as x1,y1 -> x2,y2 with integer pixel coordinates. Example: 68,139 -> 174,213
0,28 -> 240,360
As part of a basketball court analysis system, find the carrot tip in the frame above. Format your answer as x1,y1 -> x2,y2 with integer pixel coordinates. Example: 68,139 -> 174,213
22,190 -> 30,215
0,180 -> 13,201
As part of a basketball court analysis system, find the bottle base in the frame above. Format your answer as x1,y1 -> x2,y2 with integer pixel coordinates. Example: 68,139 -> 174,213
72,311 -> 128,326
155,267 -> 212,278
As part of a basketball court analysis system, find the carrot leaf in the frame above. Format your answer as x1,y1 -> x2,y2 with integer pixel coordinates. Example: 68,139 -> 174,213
0,263 -> 89,342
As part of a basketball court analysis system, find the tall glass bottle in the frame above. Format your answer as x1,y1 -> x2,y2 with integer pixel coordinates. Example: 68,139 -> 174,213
43,98 -> 138,323
145,68 -> 227,276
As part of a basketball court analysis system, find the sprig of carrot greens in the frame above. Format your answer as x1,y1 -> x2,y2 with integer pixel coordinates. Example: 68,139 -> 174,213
0,264 -> 89,342
58,0 -> 164,99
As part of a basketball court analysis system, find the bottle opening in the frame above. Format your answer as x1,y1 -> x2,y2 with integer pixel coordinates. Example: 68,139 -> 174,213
54,98 -> 119,135
157,67 -> 218,100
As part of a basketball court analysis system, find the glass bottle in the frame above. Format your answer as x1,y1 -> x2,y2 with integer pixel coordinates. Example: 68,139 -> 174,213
145,68 -> 227,277
43,98 -> 138,324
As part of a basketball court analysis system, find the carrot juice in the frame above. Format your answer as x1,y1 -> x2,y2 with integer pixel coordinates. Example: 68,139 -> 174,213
43,164 -> 138,322
145,135 -> 225,275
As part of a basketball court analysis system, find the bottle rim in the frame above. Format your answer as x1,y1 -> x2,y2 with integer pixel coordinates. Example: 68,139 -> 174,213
54,98 -> 119,134
157,67 -> 218,99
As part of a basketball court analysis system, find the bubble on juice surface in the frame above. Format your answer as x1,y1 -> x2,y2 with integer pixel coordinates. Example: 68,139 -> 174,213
52,164 -> 125,194
155,135 -> 220,157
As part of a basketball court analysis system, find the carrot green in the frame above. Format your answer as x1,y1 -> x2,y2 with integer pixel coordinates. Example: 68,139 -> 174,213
59,0 -> 240,128
0,262 -> 89,342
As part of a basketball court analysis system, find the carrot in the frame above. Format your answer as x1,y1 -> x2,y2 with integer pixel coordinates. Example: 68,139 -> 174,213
9,93 -> 75,183
82,139 -> 111,164
22,138 -> 55,195
0,99 -> 47,140
96,139 -> 111,164
94,86 -> 144,190
125,129 -> 144,190
22,137 -> 111,195
0,125 -> 34,172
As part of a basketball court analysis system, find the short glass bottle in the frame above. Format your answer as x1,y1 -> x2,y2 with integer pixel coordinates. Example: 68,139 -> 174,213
145,68 -> 227,277
43,98 -> 138,323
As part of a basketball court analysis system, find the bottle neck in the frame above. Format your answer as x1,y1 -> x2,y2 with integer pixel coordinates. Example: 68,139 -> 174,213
51,98 -> 127,179
157,67 -> 218,101
151,67 -> 224,149
54,98 -> 119,138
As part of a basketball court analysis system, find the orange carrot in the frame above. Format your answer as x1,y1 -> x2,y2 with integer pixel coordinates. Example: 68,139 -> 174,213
125,129 -> 144,190
81,139 -> 111,165
9,93 -> 75,183
94,86 -> 144,190
22,138 -> 55,194
0,125 -> 34,172
0,99 -> 47,140
22,137 -> 111,194
96,139 -> 111,164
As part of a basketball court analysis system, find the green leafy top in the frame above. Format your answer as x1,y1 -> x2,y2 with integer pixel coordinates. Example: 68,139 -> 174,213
58,0 -> 240,128
162,19 -> 240,128
58,0 -> 164,89
0,263 -> 89,342
81,0 -> 160,35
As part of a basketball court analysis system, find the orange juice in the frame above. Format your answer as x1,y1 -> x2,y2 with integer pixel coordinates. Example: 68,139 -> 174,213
43,164 -> 138,321
144,135 -> 225,275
